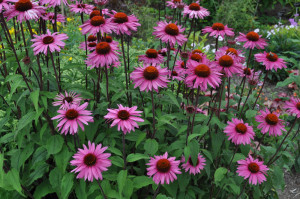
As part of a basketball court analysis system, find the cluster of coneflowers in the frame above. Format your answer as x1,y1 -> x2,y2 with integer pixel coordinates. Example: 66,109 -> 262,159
0,0 -> 300,197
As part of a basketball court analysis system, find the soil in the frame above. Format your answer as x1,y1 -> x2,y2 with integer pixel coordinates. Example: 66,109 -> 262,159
278,171 -> 300,199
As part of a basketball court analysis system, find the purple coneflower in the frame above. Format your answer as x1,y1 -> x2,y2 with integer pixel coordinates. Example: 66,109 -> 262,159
237,155 -> 269,185
202,23 -> 234,38
147,152 -> 181,184
69,1 -> 94,14
255,108 -> 286,137
185,59 -> 222,91
254,51 -> 286,71
42,12 -> 65,24
52,102 -> 94,135
181,154 -> 206,175
236,31 -> 268,49
31,29 -> 68,55
104,104 -> 144,134
80,15 -> 115,35
5,0 -> 45,22
153,21 -> 187,46
85,41 -> 120,68
183,1 -> 210,19
284,97 -> 300,118
110,11 -> 141,35
138,49 -> 164,65
130,64 -> 169,92
224,118 -> 255,145
53,91 -> 82,110
70,141 -> 111,182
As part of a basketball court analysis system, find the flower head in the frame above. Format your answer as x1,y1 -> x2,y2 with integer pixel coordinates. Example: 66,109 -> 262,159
237,155 -> 269,185
70,141 -> 111,182
174,59 -> 187,75
94,0 -> 108,6
181,153 -> 206,175
213,51 -> 243,77
80,15 -> 115,35
183,1 -> 210,19
131,64 -> 169,92
104,104 -> 144,134
53,91 -> 82,109
40,0 -> 68,7
218,46 -> 245,64
255,108 -> 286,136
236,31 -> 268,49
138,49 -> 164,65
51,102 -> 94,135
169,69 -> 184,81
284,97 -> 300,118
110,11 -> 141,35
153,21 -> 187,46
31,29 -> 68,55
147,152 -> 181,184
70,2 -> 94,14
5,0 -> 45,22
185,59 -> 222,91
224,118 -> 255,145
166,0 -> 186,9
202,23 -> 234,38
254,51 -> 286,71
85,41 -> 120,68
42,12 -> 65,24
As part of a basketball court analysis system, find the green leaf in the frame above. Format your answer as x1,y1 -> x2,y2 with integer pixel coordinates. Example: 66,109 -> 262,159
144,139 -> 158,155
245,110 -> 257,119
108,147 -> 122,156
135,132 -> 146,148
164,91 -> 180,108
46,135 -> 64,155
126,153 -> 148,162
123,179 -> 133,198
75,180 -> 88,199
30,89 -> 39,111
110,156 -> 124,168
232,153 -> 245,163
6,168 -> 24,197
201,149 -> 213,163
214,167 -> 228,183
61,173 -> 74,199
188,140 -> 199,167
117,170 -> 127,197
49,168 -> 62,190
33,180 -> 54,199
54,146 -> 72,173
133,176 -> 153,189
16,111 -> 36,133
187,126 -> 208,142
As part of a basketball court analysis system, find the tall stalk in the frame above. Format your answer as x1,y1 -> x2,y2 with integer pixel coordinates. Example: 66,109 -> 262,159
120,34 -> 131,106
151,90 -> 157,138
